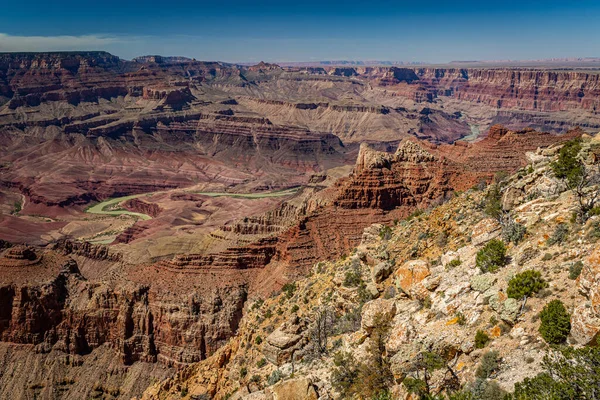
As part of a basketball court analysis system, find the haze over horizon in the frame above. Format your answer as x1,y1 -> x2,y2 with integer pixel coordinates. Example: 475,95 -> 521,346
1,0 -> 599,63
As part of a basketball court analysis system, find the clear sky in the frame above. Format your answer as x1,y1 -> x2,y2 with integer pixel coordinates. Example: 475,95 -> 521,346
0,0 -> 599,63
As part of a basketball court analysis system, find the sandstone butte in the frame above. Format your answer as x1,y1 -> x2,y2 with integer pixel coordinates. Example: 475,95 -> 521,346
0,51 -> 599,399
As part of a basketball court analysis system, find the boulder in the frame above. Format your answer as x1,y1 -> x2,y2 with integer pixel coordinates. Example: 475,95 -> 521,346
471,218 -> 501,246
372,261 -> 394,283
361,298 -> 397,332
489,292 -> 520,323
270,378 -> 318,400
393,260 -> 430,299
262,329 -> 303,366
470,274 -> 497,293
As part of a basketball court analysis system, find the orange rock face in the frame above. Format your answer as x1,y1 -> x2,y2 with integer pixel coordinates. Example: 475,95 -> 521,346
393,260 -> 431,299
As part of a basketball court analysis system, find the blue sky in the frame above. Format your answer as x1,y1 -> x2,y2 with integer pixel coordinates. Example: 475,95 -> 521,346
0,0 -> 599,62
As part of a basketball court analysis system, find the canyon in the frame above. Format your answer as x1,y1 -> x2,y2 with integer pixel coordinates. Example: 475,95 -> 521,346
0,51 -> 599,399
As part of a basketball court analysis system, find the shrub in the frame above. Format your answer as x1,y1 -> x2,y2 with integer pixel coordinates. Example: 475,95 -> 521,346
379,225 -> 392,240
476,239 -> 507,273
542,253 -> 553,261
456,312 -> 467,326
503,221 -> 526,244
547,224 -> 569,246
255,335 -> 263,345
240,367 -> 247,378
551,138 -> 583,188
475,330 -> 490,349
484,184 -> 503,220
256,358 -> 266,368
470,379 -> 507,400
448,258 -> 462,269
250,374 -> 261,383
569,261 -> 584,280
343,270 -> 363,287
507,270 -> 548,299
291,304 -> 300,313
539,300 -> 571,344
407,209 -> 424,222
281,282 -> 297,299
331,351 -> 360,397
267,370 -> 283,386
251,299 -> 264,310
476,351 -> 500,379
421,296 -> 432,310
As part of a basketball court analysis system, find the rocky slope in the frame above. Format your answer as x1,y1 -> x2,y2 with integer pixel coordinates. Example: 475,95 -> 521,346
143,133 -> 600,400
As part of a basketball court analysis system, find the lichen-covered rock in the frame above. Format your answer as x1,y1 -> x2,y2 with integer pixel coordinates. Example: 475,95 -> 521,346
470,274 -> 497,293
471,218 -> 501,246
393,260 -> 430,299
501,298 -> 521,323
489,292 -> 520,323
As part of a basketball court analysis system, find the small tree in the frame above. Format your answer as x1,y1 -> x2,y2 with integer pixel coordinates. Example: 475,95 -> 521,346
551,138 -> 583,188
331,351 -> 360,397
308,305 -> 336,356
551,138 -> 600,223
507,270 -> 548,300
539,300 -> 571,344
355,313 -> 394,398
513,346 -> 600,399
476,240 -> 507,273
484,184 -> 503,220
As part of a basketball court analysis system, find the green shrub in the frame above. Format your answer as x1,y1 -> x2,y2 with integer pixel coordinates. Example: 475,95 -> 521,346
421,296 -> 432,309
569,261 -> 584,280
507,270 -> 548,299
475,330 -> 490,349
250,374 -> 261,383
291,304 -> 300,313
539,300 -> 571,344
240,367 -> 247,378
257,358 -> 267,368
255,335 -> 263,345
407,209 -> 424,222
551,138 -> 583,188
476,351 -> 500,379
547,224 -> 569,246
448,258 -> 462,269
343,269 -> 363,287
379,225 -> 393,240
513,346 -> 600,399
470,379 -> 507,400
267,370 -> 283,386
370,390 -> 393,400
281,282 -> 297,299
484,184 -> 503,220
251,299 -> 264,310
542,252 -> 553,261
331,351 -> 359,397
456,312 -> 467,326
476,239 -> 507,273
503,221 -> 526,244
